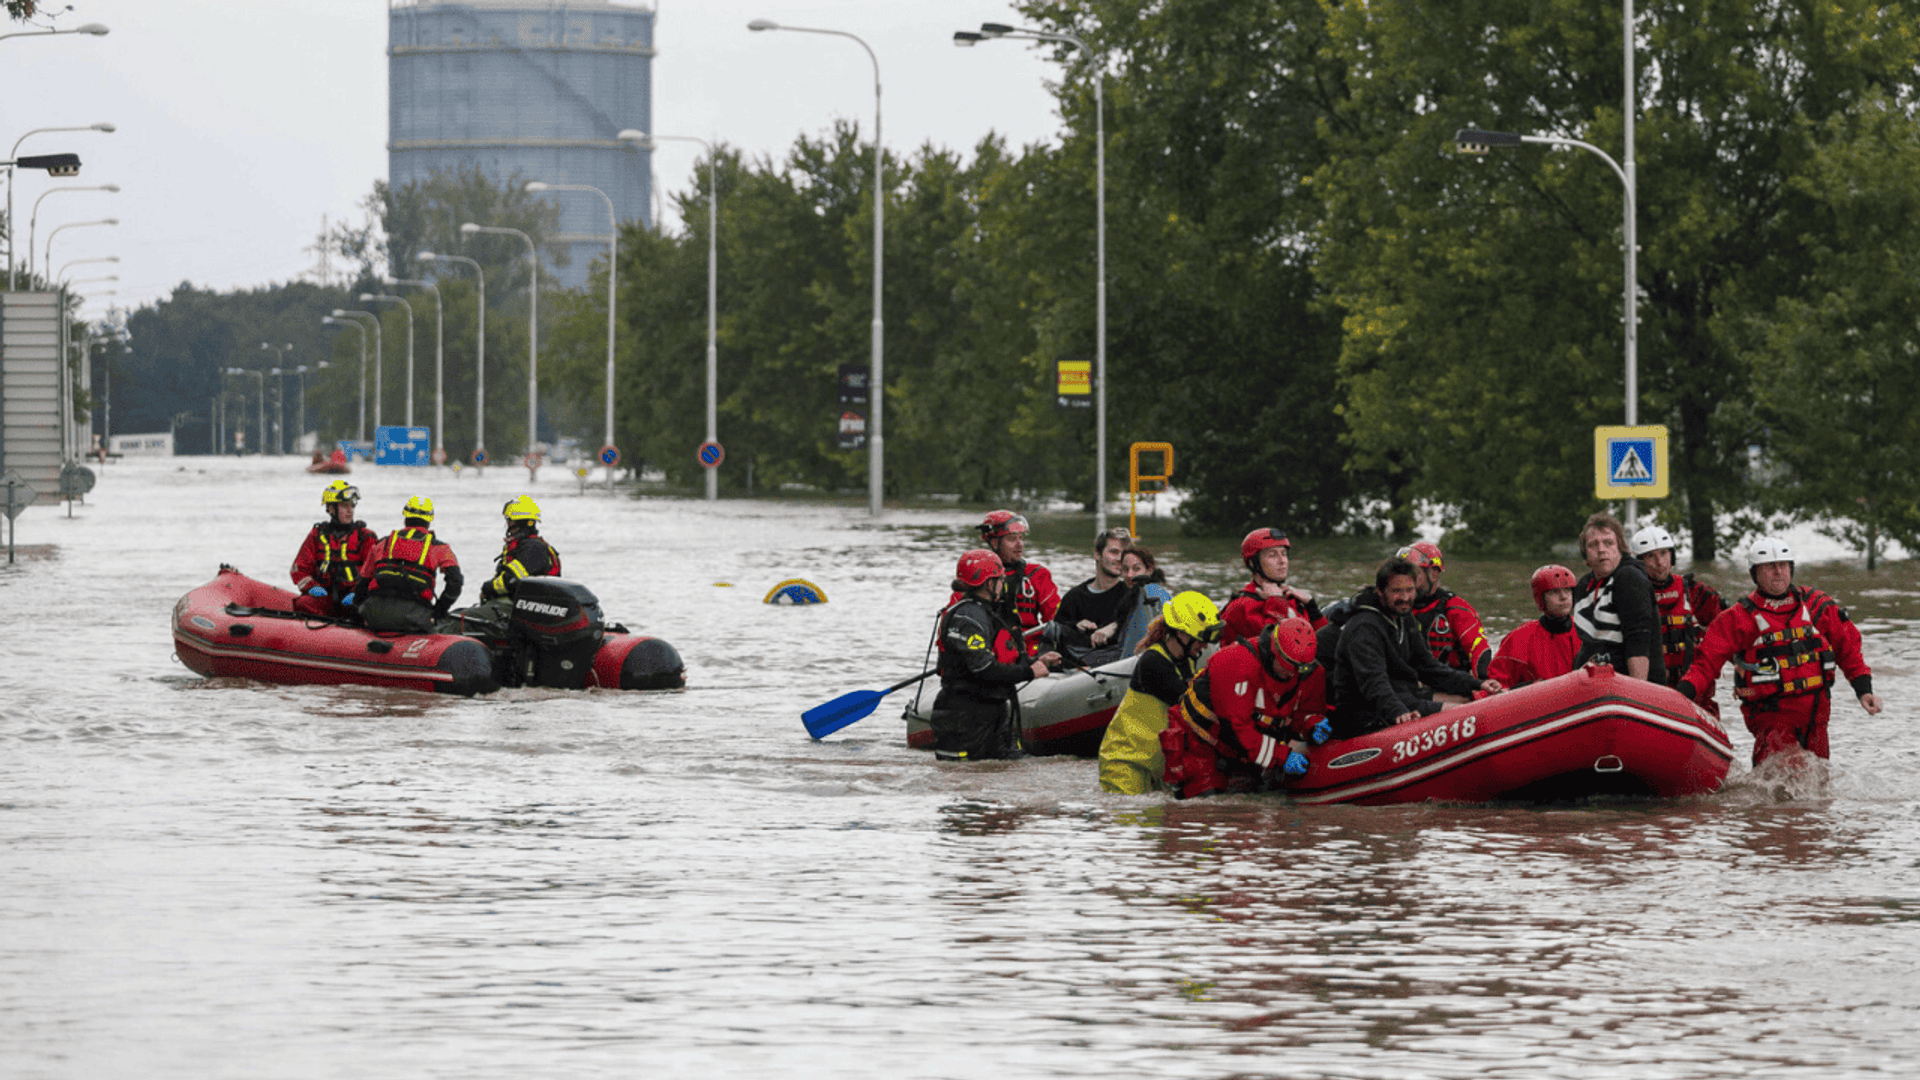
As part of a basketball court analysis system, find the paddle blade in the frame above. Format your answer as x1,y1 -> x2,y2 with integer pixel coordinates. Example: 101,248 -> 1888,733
802,688 -> 886,740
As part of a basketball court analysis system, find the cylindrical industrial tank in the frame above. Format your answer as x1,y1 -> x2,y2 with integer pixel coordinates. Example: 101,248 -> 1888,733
389,0 -> 654,289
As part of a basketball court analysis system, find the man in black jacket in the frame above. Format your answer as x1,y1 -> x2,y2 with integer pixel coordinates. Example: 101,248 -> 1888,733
1330,556 -> 1502,737
1570,512 -> 1666,684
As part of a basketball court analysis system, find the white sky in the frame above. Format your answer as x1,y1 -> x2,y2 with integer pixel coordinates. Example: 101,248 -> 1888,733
3,0 -> 1078,314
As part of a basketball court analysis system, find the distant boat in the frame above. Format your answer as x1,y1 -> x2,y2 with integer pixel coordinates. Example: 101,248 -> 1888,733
307,448 -> 350,474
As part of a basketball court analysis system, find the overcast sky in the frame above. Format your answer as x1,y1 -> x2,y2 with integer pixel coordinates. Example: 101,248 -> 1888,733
3,0 -> 1081,315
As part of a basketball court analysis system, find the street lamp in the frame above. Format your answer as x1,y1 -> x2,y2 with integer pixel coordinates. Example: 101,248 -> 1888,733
292,362 -> 328,450
386,277 -> 443,463
956,21 -> 1109,529
526,179 -> 619,483
44,217 -> 117,278
750,17 -> 885,517
28,184 -> 118,278
322,315 -> 368,442
224,367 -> 265,456
360,292 -> 415,427
262,342 -> 292,454
417,250 -> 487,465
6,122 -> 113,289
56,254 -> 118,283
619,129 -> 721,501
0,22 -> 108,43
461,222 -> 539,465
331,309 -> 383,430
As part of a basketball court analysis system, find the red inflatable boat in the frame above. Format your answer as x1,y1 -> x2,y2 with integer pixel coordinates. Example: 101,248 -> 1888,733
172,566 -> 685,695
1287,666 -> 1733,805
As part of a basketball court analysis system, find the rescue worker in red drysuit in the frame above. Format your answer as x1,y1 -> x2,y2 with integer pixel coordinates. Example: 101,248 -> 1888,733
1160,617 -> 1334,799
1676,536 -> 1883,766
1630,524 -> 1725,717
1488,565 -> 1581,688
445,495 -> 563,634
1219,528 -> 1326,645
1400,541 -> 1494,680
350,495 -> 464,634
290,480 -> 377,619
947,511 -> 1059,656
930,549 -> 1063,761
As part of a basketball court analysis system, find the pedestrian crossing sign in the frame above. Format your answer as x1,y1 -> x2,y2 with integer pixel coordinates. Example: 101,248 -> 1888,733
1594,425 -> 1669,498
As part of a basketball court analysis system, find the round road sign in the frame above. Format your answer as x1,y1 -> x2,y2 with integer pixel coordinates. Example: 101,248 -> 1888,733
432,447 -> 447,465
697,441 -> 725,468
472,448 -> 489,467
524,452 -> 544,470
599,444 -> 621,468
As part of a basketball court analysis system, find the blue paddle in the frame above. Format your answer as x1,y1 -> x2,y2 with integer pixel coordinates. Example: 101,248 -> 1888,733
803,669 -> 938,740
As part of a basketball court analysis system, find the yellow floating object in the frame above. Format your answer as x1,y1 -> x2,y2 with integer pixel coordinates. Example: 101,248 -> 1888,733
763,578 -> 828,605
714,582 -> 735,588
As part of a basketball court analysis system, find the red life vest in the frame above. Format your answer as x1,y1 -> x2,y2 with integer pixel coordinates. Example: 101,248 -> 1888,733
1732,590 -> 1838,703
371,527 -> 441,604
1650,573 -> 1716,680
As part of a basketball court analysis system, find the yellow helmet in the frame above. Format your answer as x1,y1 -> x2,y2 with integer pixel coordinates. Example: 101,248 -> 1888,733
403,494 -> 435,523
321,480 -> 360,506
1163,591 -> 1223,643
502,495 -> 541,525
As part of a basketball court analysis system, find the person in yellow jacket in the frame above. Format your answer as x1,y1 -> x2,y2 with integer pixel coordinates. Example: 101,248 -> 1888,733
1097,591 -> 1222,794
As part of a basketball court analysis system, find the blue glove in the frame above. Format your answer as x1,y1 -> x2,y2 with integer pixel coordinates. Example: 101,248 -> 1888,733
341,593 -> 356,607
307,586 -> 329,598
1282,750 -> 1310,777
1308,718 -> 1333,746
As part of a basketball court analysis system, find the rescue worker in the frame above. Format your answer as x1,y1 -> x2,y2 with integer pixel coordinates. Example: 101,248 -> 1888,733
1401,541 -> 1493,679
1330,556 -> 1500,737
1159,617 -> 1333,799
1487,565 -> 1581,688
1097,591 -> 1220,794
289,480 -> 377,619
1220,528 -> 1325,644
931,549 -> 1063,761
351,495 -> 463,634
1051,526 -> 1138,663
1631,525 -> 1724,710
444,495 -> 563,634
1676,536 -> 1882,766
977,510 -> 1059,646
1570,512 -> 1665,683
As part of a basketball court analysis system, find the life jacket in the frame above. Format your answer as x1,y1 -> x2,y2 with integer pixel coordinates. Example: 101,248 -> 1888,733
1650,573 -> 1710,680
312,522 -> 373,591
1732,589 -> 1838,703
1005,561 -> 1052,629
1411,588 -> 1486,672
1173,641 -> 1304,762
490,531 -> 562,595
371,527 -> 441,604
1108,642 -> 1188,738
935,597 -> 1023,685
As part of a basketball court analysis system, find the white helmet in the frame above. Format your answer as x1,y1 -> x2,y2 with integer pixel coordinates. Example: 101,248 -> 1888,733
1630,525 -> 1677,557
1747,536 -> 1795,581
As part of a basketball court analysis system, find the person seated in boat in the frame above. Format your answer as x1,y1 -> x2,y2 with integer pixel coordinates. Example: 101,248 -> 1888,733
1114,544 -> 1175,656
1631,524 -> 1725,714
1400,541 -> 1493,681
1570,512 -> 1665,683
931,549 -> 1062,761
1160,617 -> 1333,799
1488,565 -> 1581,689
951,511 -> 1058,656
1098,591 -> 1221,794
1329,555 -> 1502,738
1676,536 -> 1882,767
1220,528 -> 1326,645
444,495 -> 562,635
350,495 -> 464,635
1048,526 -> 1138,665
290,480 -> 377,619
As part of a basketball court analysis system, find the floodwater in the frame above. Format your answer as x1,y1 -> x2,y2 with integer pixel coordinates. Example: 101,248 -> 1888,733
4,456 -> 1919,1079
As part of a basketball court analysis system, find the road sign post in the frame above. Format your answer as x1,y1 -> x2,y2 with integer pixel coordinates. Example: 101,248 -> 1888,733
698,441 -> 725,469
1594,425 -> 1669,500
4,470 -> 40,564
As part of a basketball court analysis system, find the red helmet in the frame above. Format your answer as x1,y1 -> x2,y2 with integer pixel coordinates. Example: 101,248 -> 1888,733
1241,527 -> 1291,565
1396,541 -> 1444,570
979,510 -> 1029,541
954,548 -> 1007,589
1259,617 -> 1319,680
1530,564 -> 1577,612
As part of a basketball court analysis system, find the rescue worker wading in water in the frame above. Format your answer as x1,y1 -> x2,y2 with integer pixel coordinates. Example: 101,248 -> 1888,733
1630,524 -> 1725,716
445,495 -> 562,634
1220,528 -> 1325,645
1677,536 -> 1883,767
1400,541 -> 1494,681
290,480 -> 377,619
351,495 -> 464,634
1096,591 -> 1223,795
931,549 -> 1063,761
1487,565 -> 1581,689
1160,617 -> 1333,799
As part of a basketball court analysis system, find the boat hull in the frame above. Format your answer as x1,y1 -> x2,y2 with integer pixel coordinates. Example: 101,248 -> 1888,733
903,655 -> 1136,757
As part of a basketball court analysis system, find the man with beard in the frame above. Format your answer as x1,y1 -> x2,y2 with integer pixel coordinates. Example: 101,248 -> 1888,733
972,510 -> 1058,649
1630,525 -> 1724,708
1488,565 -> 1581,688
1570,512 -> 1664,683
1677,536 -> 1882,766
1330,555 -> 1500,737
1220,528 -> 1325,644
1400,541 -> 1493,679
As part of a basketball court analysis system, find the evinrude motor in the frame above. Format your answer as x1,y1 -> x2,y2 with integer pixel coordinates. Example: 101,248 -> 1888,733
505,577 -> 606,688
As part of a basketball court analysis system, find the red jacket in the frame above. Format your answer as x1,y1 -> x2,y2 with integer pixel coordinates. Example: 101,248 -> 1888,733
291,521 -> 377,597
357,526 -> 463,608
1171,641 -> 1328,771
1648,572 -> 1723,686
1679,586 -> 1871,708
1411,589 -> 1493,677
946,561 -> 1058,656
1488,616 -> 1579,688
1220,581 -> 1326,645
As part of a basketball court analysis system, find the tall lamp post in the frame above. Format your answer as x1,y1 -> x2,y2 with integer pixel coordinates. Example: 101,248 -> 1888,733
619,129 -> 721,501
6,122 -> 113,289
386,277 -> 443,463
29,184 -> 118,278
262,342 -> 292,454
43,217 -> 117,278
322,315 -> 368,442
956,22 -> 1108,529
526,180 -> 619,487
224,367 -> 265,456
749,17 -> 885,517
57,255 -> 118,283
418,250 -> 487,465
461,222 -> 539,464
0,21 -> 108,43
331,309 -> 383,430
292,362 -> 326,450
360,292 -> 415,427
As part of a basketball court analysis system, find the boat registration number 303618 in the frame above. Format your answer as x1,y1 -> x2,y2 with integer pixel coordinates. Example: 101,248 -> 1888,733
1390,715 -> 1479,763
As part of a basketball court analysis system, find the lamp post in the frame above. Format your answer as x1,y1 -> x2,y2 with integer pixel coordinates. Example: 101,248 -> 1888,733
418,250 -> 487,465
331,309 -> 382,430
28,184 -> 118,279
461,222 -> 539,465
57,255 -> 118,283
224,367 -> 265,456
619,129 -> 721,501
386,277 -> 443,462
291,362 -> 326,451
322,315 -> 368,442
262,342 -> 292,454
6,122 -> 113,289
0,22 -> 108,43
360,292 -> 415,427
526,180 -> 619,484
750,17 -> 885,516
956,22 -> 1108,529
42,217 -> 117,280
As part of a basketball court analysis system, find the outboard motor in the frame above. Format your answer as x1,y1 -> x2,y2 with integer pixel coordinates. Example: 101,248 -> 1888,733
507,577 -> 606,689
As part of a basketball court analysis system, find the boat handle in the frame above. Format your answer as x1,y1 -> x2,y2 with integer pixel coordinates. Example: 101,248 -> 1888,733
229,624 -> 252,637
1593,755 -> 1624,773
